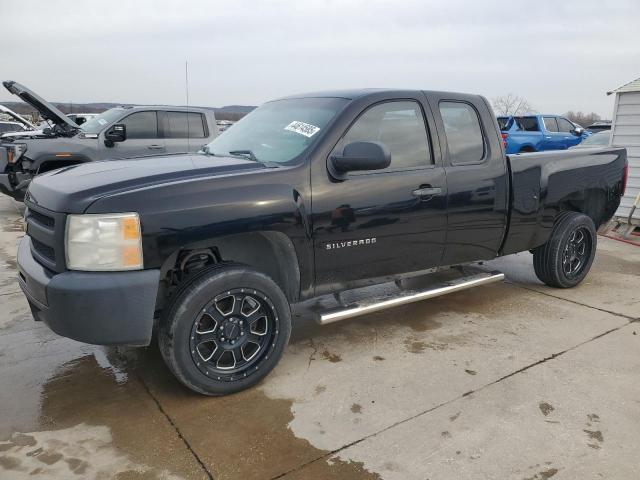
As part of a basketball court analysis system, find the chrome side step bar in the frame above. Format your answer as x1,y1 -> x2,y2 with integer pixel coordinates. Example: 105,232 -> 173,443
317,271 -> 505,325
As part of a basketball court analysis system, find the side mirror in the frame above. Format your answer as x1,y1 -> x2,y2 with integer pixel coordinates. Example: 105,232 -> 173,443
331,141 -> 391,173
104,124 -> 126,147
572,126 -> 584,136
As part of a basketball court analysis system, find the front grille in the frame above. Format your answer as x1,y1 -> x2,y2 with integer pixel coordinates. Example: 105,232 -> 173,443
24,202 -> 67,273
28,209 -> 55,229
30,237 -> 55,261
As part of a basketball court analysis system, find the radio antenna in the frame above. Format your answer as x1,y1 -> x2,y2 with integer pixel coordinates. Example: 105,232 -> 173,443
185,60 -> 191,153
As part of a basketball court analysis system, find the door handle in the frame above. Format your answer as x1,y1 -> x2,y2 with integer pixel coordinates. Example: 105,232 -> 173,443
412,186 -> 442,198
147,144 -> 164,150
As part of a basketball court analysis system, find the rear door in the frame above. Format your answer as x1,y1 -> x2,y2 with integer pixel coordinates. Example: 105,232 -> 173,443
162,111 -> 209,154
106,110 -> 165,158
426,93 -> 509,265
312,97 -> 448,289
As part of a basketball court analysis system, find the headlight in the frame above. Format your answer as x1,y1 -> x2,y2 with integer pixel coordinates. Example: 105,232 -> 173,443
65,213 -> 143,271
6,143 -> 27,164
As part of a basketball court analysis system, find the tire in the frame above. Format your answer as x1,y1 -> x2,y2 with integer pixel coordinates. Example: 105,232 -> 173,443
158,263 -> 291,395
532,212 -> 597,288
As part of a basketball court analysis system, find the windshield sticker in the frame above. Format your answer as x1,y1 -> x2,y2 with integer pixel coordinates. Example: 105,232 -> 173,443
284,121 -> 320,138
97,119 -> 107,125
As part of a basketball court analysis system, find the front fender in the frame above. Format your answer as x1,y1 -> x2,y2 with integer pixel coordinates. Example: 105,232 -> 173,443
86,170 -> 314,299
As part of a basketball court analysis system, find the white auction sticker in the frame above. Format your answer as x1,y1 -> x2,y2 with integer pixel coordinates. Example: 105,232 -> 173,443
284,121 -> 320,138
98,119 -> 108,125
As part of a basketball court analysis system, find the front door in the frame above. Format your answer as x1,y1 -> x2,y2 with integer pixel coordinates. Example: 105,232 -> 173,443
557,117 -> 581,148
312,98 -> 447,292
106,110 -> 165,158
542,116 -> 565,150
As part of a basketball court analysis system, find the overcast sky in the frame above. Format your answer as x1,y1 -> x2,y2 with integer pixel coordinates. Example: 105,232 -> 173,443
1,0 -> 638,118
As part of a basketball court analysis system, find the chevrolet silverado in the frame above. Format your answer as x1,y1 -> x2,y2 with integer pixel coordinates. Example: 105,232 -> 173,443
13,89 -> 628,395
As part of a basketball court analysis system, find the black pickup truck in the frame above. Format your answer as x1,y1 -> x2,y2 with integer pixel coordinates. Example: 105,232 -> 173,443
13,89 -> 627,395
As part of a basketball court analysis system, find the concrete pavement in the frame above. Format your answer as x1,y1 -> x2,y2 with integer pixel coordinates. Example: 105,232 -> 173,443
0,194 -> 637,479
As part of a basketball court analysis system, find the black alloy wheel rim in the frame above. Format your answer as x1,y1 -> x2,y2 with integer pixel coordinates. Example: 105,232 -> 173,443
189,288 -> 279,381
562,226 -> 591,278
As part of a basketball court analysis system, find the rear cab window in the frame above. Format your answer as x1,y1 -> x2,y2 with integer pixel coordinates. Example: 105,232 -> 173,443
497,117 -> 511,131
335,100 -> 432,173
439,101 -> 485,165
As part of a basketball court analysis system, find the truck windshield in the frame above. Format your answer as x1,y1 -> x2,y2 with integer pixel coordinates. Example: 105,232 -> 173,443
80,108 -> 127,134
203,97 -> 349,164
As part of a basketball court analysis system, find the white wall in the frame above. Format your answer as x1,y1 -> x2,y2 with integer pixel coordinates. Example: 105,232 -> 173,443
611,91 -> 640,221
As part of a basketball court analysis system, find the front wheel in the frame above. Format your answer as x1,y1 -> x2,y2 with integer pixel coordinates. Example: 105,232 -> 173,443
158,264 -> 291,395
533,212 -> 597,288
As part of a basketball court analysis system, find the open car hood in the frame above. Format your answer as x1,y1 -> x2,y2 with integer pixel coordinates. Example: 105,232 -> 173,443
2,81 -> 79,131
0,104 -> 37,130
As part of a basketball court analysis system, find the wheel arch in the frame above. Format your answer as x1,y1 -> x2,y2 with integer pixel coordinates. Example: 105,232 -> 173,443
158,231 -> 302,310
35,154 -> 91,174
519,145 -> 536,153
556,188 -> 610,229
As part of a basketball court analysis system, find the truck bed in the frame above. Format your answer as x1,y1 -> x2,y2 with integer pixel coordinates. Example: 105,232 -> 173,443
501,147 -> 627,255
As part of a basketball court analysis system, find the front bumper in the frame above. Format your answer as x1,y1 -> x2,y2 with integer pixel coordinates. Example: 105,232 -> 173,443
17,236 -> 160,346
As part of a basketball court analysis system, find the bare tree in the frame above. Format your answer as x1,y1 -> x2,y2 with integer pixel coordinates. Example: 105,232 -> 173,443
563,111 -> 601,126
492,94 -> 535,116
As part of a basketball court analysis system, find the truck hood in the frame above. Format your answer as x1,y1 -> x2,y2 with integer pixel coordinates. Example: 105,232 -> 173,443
3,81 -> 79,131
0,104 -> 36,130
26,154 -> 265,213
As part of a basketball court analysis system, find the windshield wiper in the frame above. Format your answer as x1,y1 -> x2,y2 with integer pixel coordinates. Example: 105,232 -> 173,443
228,150 -> 259,162
227,150 -> 280,168
202,147 -> 280,168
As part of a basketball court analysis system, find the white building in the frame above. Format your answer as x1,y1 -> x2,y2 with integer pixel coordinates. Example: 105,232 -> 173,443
608,77 -> 640,224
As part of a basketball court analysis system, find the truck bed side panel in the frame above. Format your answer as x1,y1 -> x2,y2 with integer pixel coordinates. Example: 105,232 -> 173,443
501,147 -> 626,255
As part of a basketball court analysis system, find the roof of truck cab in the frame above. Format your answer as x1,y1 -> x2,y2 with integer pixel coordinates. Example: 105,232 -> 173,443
274,88 -> 482,102
114,105 -> 215,111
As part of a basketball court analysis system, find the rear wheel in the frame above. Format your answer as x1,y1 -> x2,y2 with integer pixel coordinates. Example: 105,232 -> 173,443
158,264 -> 291,395
533,212 -> 597,288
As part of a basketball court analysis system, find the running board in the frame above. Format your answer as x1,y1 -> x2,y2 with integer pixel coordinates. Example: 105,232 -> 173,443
317,271 -> 505,325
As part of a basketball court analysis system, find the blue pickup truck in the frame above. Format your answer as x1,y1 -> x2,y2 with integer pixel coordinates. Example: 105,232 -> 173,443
498,114 -> 590,154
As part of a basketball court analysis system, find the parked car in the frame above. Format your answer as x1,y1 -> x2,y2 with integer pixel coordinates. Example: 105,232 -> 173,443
12,88 -> 627,396
0,104 -> 37,136
498,114 -> 590,154
66,113 -> 99,126
0,121 -> 29,135
0,81 -> 218,200
586,121 -> 612,133
570,130 -> 611,149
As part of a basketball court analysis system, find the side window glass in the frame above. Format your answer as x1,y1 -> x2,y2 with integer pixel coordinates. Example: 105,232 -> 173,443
557,118 -> 574,133
543,117 -> 559,132
339,100 -> 432,171
439,101 -> 485,165
121,111 -> 158,139
166,112 -> 206,138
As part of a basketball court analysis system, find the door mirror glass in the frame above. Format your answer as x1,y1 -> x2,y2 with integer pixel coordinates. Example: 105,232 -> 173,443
105,123 -> 126,144
331,141 -> 391,173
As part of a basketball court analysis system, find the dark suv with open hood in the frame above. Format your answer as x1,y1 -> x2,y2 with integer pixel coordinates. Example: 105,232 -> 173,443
0,81 -> 218,200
